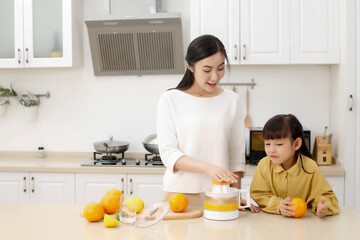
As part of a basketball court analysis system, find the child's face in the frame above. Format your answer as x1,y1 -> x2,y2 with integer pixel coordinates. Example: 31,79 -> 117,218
264,137 -> 302,169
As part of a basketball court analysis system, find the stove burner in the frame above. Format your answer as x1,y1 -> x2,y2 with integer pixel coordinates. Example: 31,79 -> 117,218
101,155 -> 117,161
93,152 -> 125,162
145,153 -> 164,166
94,160 -> 117,165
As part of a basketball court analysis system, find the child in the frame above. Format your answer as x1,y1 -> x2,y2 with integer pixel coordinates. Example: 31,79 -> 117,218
250,114 -> 340,218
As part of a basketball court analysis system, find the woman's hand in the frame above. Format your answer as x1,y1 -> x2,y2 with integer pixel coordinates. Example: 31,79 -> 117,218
279,196 -> 295,217
205,165 -> 239,183
316,198 -> 328,218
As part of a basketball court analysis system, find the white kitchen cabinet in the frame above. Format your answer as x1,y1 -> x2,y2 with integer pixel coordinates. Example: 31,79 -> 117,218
75,173 -> 164,205
190,0 -> 240,64
240,0 -> 290,64
289,0 -> 339,63
326,176 -> 344,206
0,0 -> 82,68
191,0 -> 339,64
0,172 -> 75,204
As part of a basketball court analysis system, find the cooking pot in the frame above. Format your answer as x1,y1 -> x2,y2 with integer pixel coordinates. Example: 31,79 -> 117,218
93,135 -> 129,153
142,134 -> 159,154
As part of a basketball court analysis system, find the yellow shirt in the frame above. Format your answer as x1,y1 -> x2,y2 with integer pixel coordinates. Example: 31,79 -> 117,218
250,154 -> 340,215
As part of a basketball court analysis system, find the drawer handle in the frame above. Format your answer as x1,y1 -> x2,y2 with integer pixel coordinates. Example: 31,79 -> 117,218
349,94 -> 353,111
121,178 -> 125,194
18,48 -> 21,64
129,178 -> 133,195
234,44 -> 238,60
25,48 -> 29,63
31,177 -> 35,193
23,176 -> 27,192
242,44 -> 246,60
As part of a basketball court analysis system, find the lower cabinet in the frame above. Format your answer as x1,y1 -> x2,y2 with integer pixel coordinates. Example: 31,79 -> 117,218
0,172 -> 75,204
326,176 -> 345,206
241,175 -> 345,206
75,173 -> 164,205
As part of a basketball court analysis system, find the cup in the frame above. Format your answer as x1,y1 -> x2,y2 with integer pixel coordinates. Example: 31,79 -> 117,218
119,196 -> 137,225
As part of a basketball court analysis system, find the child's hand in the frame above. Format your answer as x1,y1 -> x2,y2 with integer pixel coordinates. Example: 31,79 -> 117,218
279,196 -> 295,217
316,198 -> 328,218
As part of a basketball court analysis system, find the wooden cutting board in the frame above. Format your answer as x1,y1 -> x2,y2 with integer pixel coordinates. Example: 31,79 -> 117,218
146,208 -> 202,220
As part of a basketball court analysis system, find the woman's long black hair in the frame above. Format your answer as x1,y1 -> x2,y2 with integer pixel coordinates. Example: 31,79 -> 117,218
263,114 -> 315,173
174,35 -> 230,91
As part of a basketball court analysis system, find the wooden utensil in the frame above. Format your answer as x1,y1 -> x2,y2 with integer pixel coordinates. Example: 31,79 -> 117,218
244,88 -> 251,128
146,208 -> 202,220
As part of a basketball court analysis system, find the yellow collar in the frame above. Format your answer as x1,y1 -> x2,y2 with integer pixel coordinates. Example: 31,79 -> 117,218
273,154 -> 302,175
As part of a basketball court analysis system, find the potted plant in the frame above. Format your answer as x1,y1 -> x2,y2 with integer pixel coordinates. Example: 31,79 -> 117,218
0,84 -> 16,117
16,92 -> 40,122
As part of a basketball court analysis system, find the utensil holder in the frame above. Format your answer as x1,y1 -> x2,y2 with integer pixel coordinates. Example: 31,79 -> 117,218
313,136 -> 332,165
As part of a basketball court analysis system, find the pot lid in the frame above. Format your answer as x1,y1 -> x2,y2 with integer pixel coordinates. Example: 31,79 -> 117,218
93,135 -> 129,147
142,134 -> 158,145
134,201 -> 170,228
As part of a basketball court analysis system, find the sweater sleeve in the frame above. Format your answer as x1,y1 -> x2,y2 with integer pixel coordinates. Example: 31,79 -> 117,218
250,160 -> 283,214
309,168 -> 340,216
156,93 -> 185,172
228,94 -> 245,172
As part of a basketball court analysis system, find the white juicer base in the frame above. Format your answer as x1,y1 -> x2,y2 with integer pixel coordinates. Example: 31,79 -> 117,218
203,209 -> 239,221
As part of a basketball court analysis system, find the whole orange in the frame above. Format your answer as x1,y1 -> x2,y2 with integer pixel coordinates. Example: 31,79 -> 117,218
100,194 -> 120,214
83,202 -> 104,222
290,198 -> 307,218
106,189 -> 123,203
168,193 -> 188,212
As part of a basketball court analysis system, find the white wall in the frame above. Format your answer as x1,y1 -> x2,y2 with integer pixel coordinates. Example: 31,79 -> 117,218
0,0 -> 331,156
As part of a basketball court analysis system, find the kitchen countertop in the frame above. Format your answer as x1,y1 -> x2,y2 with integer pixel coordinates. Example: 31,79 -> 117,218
0,151 -> 345,176
0,203 -> 358,240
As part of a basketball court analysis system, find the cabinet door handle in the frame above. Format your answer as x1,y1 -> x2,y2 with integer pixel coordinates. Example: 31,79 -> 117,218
129,178 -> 133,195
25,48 -> 29,63
121,178 -> 125,194
349,94 -> 353,111
23,176 -> 27,192
234,44 -> 238,60
31,177 -> 35,193
242,44 -> 246,60
17,48 -> 21,64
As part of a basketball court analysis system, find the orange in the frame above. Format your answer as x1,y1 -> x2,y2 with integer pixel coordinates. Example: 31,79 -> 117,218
168,193 -> 188,212
290,198 -> 307,218
106,189 -> 124,204
83,202 -> 104,222
100,194 -> 120,214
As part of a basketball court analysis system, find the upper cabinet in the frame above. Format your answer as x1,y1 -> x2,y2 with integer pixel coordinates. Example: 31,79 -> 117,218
191,0 -> 240,64
240,0 -> 290,64
289,0 -> 339,64
191,0 -> 339,64
0,0 -> 82,68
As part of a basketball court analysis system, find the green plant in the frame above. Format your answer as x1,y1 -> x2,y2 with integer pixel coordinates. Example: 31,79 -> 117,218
0,84 -> 17,97
17,93 -> 40,107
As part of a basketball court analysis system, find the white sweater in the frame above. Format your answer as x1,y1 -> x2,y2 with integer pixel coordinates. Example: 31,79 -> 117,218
157,89 -> 245,193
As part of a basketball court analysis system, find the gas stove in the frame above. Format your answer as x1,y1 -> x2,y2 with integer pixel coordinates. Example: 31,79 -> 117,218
81,152 -> 164,167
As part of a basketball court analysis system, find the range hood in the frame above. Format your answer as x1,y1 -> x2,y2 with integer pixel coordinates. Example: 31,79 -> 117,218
85,13 -> 184,76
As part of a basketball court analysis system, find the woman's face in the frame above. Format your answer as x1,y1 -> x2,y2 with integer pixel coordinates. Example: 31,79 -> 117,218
188,52 -> 225,95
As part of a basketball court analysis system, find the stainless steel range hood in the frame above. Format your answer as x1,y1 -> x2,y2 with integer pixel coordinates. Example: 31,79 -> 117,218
85,13 -> 184,76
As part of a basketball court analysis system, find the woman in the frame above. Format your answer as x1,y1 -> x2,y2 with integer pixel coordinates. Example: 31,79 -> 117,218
157,35 -> 259,212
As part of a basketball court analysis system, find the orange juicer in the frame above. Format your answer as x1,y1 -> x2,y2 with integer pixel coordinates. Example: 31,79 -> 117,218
203,179 -> 250,220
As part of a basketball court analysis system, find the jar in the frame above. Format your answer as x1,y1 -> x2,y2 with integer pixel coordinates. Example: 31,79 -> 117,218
37,147 -> 46,158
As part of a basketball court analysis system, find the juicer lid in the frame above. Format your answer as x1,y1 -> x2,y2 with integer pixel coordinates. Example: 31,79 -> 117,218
134,201 -> 170,228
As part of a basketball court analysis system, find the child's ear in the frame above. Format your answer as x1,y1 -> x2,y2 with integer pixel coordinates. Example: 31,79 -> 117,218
294,137 -> 302,150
